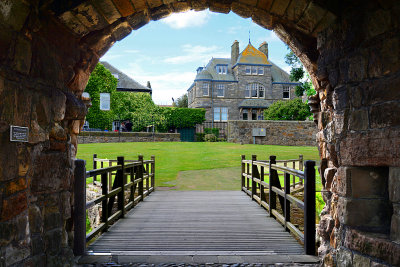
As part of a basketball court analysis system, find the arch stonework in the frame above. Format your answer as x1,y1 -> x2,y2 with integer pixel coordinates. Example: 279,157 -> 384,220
0,0 -> 399,266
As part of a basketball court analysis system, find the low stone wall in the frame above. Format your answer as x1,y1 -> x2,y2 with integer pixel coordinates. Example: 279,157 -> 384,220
78,131 -> 180,143
227,120 -> 317,146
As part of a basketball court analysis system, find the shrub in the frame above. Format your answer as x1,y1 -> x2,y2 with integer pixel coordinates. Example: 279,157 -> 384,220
196,133 -> 205,142
217,137 -> 226,142
204,134 -> 217,142
264,98 -> 312,121
204,128 -> 219,137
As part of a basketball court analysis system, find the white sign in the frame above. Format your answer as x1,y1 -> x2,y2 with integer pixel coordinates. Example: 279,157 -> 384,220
100,93 -> 110,111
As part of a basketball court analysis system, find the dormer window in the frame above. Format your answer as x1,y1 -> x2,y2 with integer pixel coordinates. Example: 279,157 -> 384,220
216,65 -> 228,74
196,67 -> 204,73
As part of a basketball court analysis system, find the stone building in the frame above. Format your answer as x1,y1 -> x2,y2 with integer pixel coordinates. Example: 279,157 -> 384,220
187,41 -> 300,122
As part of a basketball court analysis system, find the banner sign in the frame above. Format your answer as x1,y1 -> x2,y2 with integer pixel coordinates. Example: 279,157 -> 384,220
10,126 -> 29,142
100,93 -> 110,111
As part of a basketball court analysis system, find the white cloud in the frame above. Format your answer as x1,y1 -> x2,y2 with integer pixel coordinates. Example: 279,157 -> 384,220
121,66 -> 196,104
161,10 -> 211,29
163,44 -> 229,65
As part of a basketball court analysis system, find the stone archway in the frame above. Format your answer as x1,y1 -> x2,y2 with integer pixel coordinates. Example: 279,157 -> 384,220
0,1 -> 399,266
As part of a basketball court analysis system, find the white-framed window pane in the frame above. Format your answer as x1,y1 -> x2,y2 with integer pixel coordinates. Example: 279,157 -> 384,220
252,109 -> 257,120
245,66 -> 251,74
217,84 -> 225,97
251,84 -> 257,97
251,66 -> 257,75
221,107 -> 228,121
214,107 -> 221,121
202,83 -> 209,96
258,67 -> 264,75
283,86 -> 290,99
242,109 -> 248,120
259,86 -> 264,98
245,84 -> 250,98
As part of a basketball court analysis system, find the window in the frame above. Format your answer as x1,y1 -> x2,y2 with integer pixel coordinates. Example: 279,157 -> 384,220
246,83 -> 265,98
214,107 -> 228,122
258,111 -> 264,120
245,66 -> 265,75
112,74 -> 119,80
216,65 -> 227,74
283,86 -> 290,99
202,83 -> 209,96
251,66 -> 257,75
242,109 -> 248,120
217,84 -> 225,97
252,110 -> 257,120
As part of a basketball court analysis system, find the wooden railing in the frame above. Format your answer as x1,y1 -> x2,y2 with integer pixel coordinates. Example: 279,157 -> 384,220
241,154 -> 316,255
73,155 -> 155,256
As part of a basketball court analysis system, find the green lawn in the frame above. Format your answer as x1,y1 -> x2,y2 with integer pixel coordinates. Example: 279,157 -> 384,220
76,142 -> 319,188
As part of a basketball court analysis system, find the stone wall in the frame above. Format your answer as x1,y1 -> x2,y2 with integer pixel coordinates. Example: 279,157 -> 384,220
1,0 -> 399,266
78,132 -> 180,143
227,120 -> 316,146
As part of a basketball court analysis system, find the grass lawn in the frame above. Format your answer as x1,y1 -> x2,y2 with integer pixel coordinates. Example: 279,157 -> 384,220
76,142 -> 319,188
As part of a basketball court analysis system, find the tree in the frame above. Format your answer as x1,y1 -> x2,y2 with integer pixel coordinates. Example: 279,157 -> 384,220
264,98 -> 312,121
285,49 -> 316,97
84,63 -> 118,130
173,93 -> 188,108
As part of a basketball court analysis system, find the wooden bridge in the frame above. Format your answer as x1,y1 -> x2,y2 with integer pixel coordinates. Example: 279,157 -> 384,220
75,155 -> 319,265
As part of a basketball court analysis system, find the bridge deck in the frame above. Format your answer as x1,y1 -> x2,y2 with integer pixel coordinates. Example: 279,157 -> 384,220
82,191 -> 318,264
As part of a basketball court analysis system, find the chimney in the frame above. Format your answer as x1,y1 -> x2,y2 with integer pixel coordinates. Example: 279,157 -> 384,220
231,40 -> 239,66
258,41 -> 268,59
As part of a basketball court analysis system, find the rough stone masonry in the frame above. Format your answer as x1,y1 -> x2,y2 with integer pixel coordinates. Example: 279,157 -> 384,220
0,0 -> 399,266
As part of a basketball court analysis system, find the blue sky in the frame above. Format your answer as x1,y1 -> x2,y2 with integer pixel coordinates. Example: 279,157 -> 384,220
101,10 -> 291,105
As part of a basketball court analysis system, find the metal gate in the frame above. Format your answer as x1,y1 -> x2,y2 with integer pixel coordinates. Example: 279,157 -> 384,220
178,127 -> 195,142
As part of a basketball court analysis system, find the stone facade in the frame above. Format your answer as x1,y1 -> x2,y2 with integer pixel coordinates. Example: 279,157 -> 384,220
188,41 -> 298,122
0,0 -> 399,266
78,132 -> 180,143
227,120 -> 316,146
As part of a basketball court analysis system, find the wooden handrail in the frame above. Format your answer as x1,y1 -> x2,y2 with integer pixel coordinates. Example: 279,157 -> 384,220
73,155 -> 156,256
240,154 -> 315,256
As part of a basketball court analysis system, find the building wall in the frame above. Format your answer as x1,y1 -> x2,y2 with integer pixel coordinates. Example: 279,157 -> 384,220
227,120 -> 317,146
78,132 -> 180,143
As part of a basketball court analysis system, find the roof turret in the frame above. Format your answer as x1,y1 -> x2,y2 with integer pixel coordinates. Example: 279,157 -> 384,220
195,69 -> 213,81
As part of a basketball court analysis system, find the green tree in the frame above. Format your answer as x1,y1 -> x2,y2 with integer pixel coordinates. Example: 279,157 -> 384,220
285,49 -> 316,97
84,63 -> 118,130
173,94 -> 188,108
264,98 -> 312,121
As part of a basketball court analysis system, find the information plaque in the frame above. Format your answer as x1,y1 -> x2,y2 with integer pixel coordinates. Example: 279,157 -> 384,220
10,125 -> 29,142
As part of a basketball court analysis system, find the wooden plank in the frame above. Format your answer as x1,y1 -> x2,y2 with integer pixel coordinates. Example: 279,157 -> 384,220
88,191 -> 305,255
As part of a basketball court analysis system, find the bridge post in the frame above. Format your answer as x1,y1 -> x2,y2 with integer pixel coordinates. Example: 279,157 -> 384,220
73,159 -> 86,256
304,160 -> 316,255
284,171 -> 291,231
260,164 -> 265,205
117,156 -> 125,217
269,155 -> 277,217
241,155 -> 245,192
151,155 -> 155,192
299,155 -> 303,186
138,155 -> 144,201
251,155 -> 257,200
101,172 -> 109,231
93,153 -> 97,183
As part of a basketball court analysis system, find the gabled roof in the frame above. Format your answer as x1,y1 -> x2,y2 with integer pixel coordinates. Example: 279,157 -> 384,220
197,58 -> 237,82
270,61 -> 291,83
100,61 -> 152,93
236,43 -> 270,65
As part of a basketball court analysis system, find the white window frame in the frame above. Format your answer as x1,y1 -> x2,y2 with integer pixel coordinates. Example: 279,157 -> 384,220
217,84 -> 225,97
251,66 -> 257,75
216,65 -> 227,74
246,83 -> 265,98
214,107 -> 228,122
258,67 -> 264,75
202,83 -> 209,96
245,66 -> 251,75
283,86 -> 290,99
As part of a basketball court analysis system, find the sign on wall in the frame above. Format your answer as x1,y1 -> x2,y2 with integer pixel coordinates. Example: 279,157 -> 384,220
100,93 -> 110,111
10,125 -> 29,142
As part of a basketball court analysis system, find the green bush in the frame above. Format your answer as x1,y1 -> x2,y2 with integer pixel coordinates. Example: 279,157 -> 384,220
316,192 -> 325,222
160,107 -> 206,130
217,137 -> 226,142
264,98 -> 312,121
204,128 -> 219,137
196,133 -> 205,142
204,134 -> 217,142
